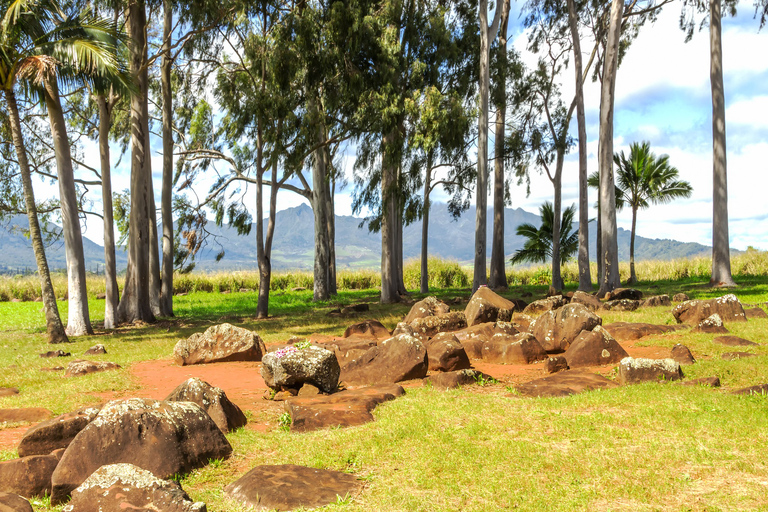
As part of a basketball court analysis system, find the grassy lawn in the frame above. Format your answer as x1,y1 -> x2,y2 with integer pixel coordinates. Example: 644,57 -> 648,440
1,274 -> 767,511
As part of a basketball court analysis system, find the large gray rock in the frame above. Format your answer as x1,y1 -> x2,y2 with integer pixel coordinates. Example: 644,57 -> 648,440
339,333 -> 428,386
522,295 -> 567,316
17,406 -> 101,457
62,464 -> 206,512
65,360 -> 120,377
563,325 -> 629,368
261,345 -> 340,394
529,303 -> 602,353
570,291 -> 602,311
165,378 -> 247,433
464,287 -> 516,326
482,333 -> 548,364
642,295 -> 671,308
425,333 -> 471,372
618,357 -> 683,385
672,294 -> 747,324
409,312 -> 467,338
173,323 -> 266,366
50,398 -> 232,505
403,296 -> 450,324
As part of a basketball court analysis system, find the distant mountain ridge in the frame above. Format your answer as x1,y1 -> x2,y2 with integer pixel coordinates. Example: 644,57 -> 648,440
0,204 -> 715,274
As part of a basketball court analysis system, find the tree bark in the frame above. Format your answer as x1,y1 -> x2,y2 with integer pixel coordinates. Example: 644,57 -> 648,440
117,0 -> 155,324
568,0 -> 592,291
629,205 -> 638,284
4,89 -> 69,343
709,0 -> 735,287
420,163 -> 432,294
395,189 -> 407,295
159,0 -> 174,315
43,80 -> 93,336
551,151 -> 564,291
380,130 -> 399,303
596,0 -> 623,297
311,105 -> 330,301
97,94 -> 119,329
325,160 -> 337,295
147,122 -> 162,316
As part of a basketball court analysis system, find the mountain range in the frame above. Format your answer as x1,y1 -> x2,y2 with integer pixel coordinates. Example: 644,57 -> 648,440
0,203 -> 715,274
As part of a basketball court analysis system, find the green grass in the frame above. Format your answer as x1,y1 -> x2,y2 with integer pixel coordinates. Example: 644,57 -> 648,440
1,263 -> 768,511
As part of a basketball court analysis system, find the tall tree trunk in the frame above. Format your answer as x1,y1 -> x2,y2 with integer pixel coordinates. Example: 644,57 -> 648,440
420,163 -> 432,294
255,125 -> 269,318
395,188 -> 407,295
596,0 -> 623,298
568,0 -> 592,291
629,205 -> 638,284
325,157 -> 337,295
159,0 -> 174,315
380,130 -> 399,303
43,80 -> 93,336
311,112 -> 330,301
4,89 -> 68,343
117,0 -> 155,324
551,151 -> 564,291
596,201 -> 603,284
709,0 -> 735,287
147,130 -> 161,316
97,94 -> 119,329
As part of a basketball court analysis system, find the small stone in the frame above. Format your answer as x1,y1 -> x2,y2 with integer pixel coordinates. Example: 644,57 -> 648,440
721,352 -> 757,361
545,356 -> 568,374
0,408 -> 52,424
713,336 -> 758,347
671,344 -> 696,365
298,383 -> 321,397
672,293 -> 690,302
731,384 -> 768,396
693,313 -> 729,334
745,307 -> 768,319
39,350 -> 70,358
83,344 -> 107,356
0,387 -> 19,397
618,357 -> 683,385
0,492 -> 33,512
683,377 -> 721,387
64,360 -> 120,377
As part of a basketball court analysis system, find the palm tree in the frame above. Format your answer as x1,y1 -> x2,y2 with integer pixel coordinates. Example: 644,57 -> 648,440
614,141 -> 693,284
2,0 -> 128,336
511,202 -> 579,271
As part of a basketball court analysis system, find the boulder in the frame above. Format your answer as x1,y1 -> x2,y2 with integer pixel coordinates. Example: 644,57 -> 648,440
224,464 -> 362,511
0,452 -> 61,498
603,299 -> 641,312
672,293 -> 690,302
605,288 -> 643,301
62,464 -> 206,512
341,303 -> 369,315
0,408 -> 52,424
732,384 -> 768,396
409,311 -> 467,338
340,333 -> 428,386
425,333 -> 470,372
516,370 -> 619,398
482,333 -> 547,364
529,303 -> 602,353
671,344 -> 696,365
693,313 -> 729,334
425,370 -> 492,390
545,356 -> 569,374
642,295 -> 671,308
713,336 -> 758,347
563,326 -> 629,368
17,406 -> 101,457
284,385 -> 404,432
403,296 -> 450,324
319,337 -> 376,367
343,319 -> 390,341
511,314 -> 534,333
603,322 -> 687,342
453,322 -> 518,359
745,307 -> 768,319
0,388 -> 19,397
261,345 -> 340,394
165,378 -> 247,433
570,291 -> 602,311
721,352 -> 757,361
65,360 -> 120,377
618,357 -> 683,385
522,296 -> 566,316
83,344 -> 107,356
672,294 -> 747,324
50,398 -> 232,504
0,493 -> 33,512
464,287 -> 516,326
39,350 -> 70,358
683,377 -> 721,387
173,323 -> 266,366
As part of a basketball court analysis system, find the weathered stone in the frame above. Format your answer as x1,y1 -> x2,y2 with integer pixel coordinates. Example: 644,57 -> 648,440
618,357 -> 683,385
261,345 -> 340,394
570,291 -> 602,311
482,333 -> 547,364
298,383 -> 321,397
425,370 -> 491,390
721,351 -> 758,361
173,323 -> 267,366
671,344 -> 696,365
0,492 -> 33,512
0,453 -> 60,498
453,322 -> 518,359
409,311 -> 467,338
522,296 -> 566,316
285,385 -> 404,432
511,314 -> 533,333
0,388 -> 19,397
745,307 -> 768,319
529,303 -> 602,353
731,384 -> 768,396
62,463 -> 206,512
683,377 -> 721,387
464,287 -> 517,326
343,319 -> 390,341
17,406 -> 101,457
516,370 -> 619,398
603,322 -> 687,342
83,344 -> 107,356
64,360 -> 120,377
603,299 -> 641,312
605,288 -> 643,301
672,293 -> 690,302
39,350 -> 70,358
642,295 -> 671,308
545,356 -> 568,374
340,334 -> 428,386
225,465 -> 362,511
320,337 -> 377,367
693,313 -> 729,334
341,303 -> 369,316
50,398 -> 232,504
0,408 -> 52,425
403,296 -> 450,324
713,336 -> 758,347
672,294 -> 747,324
425,333 -> 470,372
563,326 -> 629,368
165,378 -> 247,433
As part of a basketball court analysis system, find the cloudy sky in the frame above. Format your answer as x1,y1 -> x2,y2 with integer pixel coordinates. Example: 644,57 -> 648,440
68,0 -> 767,252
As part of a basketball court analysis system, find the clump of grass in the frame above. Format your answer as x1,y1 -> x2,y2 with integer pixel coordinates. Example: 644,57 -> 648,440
403,258 -> 470,290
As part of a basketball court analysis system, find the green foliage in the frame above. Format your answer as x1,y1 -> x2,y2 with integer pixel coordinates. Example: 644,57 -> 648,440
278,412 -> 291,432
510,201 -> 578,266
403,258 -> 470,290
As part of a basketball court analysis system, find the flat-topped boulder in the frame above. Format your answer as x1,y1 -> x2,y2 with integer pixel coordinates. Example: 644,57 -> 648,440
165,378 -> 247,433
482,333 -> 547,364
683,377 -> 721,387
672,294 -> 747,324
642,295 -> 671,308
339,333 -> 428,386
320,337 -> 377,367
83,344 -> 107,356
173,323 -> 266,366
721,351 -> 757,360
0,387 -> 19,398
603,322 -> 687,342
225,464 -> 362,512
618,357 -> 683,385
713,336 -> 758,347
605,288 -> 643,301
65,360 -> 120,377
50,398 -> 232,505
516,370 -> 619,398
671,344 -> 696,365
529,303 -> 602,353
563,326 -> 629,368
745,307 -> 768,319
343,319 -> 390,341
732,384 -> 768,396
672,293 -> 690,302
425,369 -> 492,390
410,311 -> 467,338
404,296 -> 450,324
522,295 -> 567,316
464,287 -> 516,326
0,408 -> 52,425
261,345 -> 340,394
570,291 -> 602,311
17,406 -> 101,457
0,452 -> 61,498
62,464 -> 206,512
39,350 -> 70,358
603,299 -> 641,312
425,333 -> 470,372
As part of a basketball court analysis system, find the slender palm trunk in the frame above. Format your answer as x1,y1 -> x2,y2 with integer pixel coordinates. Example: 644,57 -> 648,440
325,161 -> 337,295
629,205 -> 638,284
568,0 -> 592,291
147,132 -> 162,316
97,94 -> 119,329
551,152 -> 564,291
311,105 -> 330,301
159,0 -> 174,315
395,190 -> 407,295
420,163 -> 432,294
5,89 -> 68,343
380,130 -> 399,303
597,0 -> 623,297
474,0 -> 492,292
709,0 -> 735,287
43,81 -> 92,336
255,125 -> 269,318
